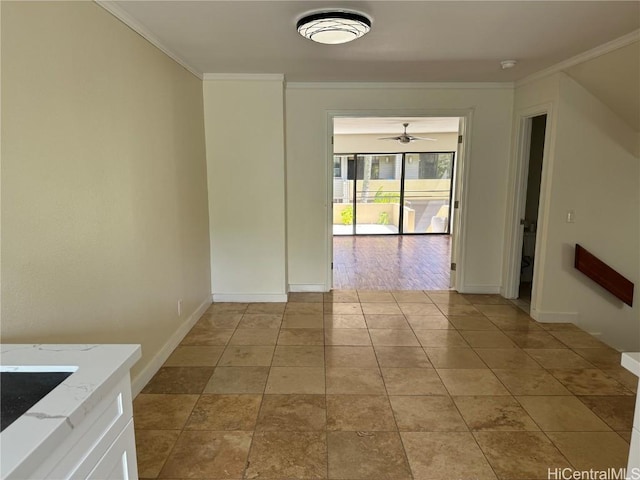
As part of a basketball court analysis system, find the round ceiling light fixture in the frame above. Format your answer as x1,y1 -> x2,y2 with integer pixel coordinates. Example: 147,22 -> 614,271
297,10 -> 372,44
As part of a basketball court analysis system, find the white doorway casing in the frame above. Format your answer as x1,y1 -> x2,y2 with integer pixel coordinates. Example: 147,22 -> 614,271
449,116 -> 468,289
502,103 -> 554,314
285,84 -> 514,295
325,110 -> 473,292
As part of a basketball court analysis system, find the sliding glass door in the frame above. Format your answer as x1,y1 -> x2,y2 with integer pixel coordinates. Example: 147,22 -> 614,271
333,155 -> 353,235
404,153 -> 454,233
333,152 -> 454,235
355,154 -> 402,234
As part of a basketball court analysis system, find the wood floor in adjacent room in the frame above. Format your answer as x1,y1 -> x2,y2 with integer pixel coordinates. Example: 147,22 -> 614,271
333,235 -> 451,290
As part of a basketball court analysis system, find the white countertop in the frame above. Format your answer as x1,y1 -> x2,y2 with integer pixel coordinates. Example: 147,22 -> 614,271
0,344 -> 141,479
622,352 -> 640,377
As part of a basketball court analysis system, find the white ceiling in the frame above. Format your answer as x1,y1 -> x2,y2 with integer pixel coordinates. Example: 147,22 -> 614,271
103,1 -> 640,82
333,117 -> 459,135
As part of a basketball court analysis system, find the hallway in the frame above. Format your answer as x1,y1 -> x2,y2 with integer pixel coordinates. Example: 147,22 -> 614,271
333,235 -> 451,290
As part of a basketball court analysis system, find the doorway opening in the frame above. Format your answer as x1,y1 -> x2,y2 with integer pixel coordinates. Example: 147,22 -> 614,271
519,114 -> 547,304
331,116 -> 463,290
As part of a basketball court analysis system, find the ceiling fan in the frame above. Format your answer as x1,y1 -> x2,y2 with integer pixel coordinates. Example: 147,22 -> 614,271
379,123 -> 436,144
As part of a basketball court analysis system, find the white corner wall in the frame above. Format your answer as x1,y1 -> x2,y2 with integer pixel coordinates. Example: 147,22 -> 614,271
541,73 -> 639,350
203,78 -> 287,302
513,70 -> 639,351
1,2 -> 211,387
285,84 -> 514,293
502,74 -> 561,302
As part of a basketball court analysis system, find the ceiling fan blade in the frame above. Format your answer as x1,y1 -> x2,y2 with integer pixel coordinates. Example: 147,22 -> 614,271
378,136 -> 401,140
409,136 -> 437,141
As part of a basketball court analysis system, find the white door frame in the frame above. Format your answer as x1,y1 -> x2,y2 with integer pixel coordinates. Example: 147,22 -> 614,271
325,108 -> 474,292
502,103 -> 553,308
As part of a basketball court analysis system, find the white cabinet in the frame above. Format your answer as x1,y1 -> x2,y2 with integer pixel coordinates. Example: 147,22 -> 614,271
87,420 -> 137,480
0,344 -> 141,480
30,375 -> 138,480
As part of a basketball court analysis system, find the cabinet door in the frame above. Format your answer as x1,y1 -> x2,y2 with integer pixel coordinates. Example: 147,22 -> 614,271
86,420 -> 138,480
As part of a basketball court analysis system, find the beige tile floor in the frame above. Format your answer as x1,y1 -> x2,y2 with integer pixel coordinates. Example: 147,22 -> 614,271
134,290 -> 638,480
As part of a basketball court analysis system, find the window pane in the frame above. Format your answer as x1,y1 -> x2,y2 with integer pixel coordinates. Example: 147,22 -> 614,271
405,154 -> 419,179
436,153 -> 453,179
333,158 -> 342,178
371,159 -> 380,180
418,153 -> 437,179
355,155 -> 401,234
346,156 -> 356,180
334,152 -> 454,235
333,155 -> 354,235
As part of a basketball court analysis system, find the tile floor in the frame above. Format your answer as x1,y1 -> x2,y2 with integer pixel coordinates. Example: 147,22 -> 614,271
134,290 -> 638,479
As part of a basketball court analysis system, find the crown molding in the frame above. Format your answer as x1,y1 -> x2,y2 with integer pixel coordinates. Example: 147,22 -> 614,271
286,82 -> 514,90
95,0 -> 203,79
516,29 -> 640,88
203,73 -> 285,82
94,1 -> 638,90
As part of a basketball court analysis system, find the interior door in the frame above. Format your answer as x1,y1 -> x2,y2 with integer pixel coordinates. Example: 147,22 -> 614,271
449,118 -> 465,288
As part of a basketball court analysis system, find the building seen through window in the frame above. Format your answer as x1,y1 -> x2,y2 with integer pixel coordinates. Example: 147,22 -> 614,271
334,153 -> 453,180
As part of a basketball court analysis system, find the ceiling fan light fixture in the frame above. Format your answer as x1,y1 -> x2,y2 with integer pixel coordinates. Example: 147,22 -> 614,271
378,122 -> 437,144
297,10 -> 371,44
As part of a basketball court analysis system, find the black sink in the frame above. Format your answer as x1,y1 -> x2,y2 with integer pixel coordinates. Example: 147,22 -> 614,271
0,372 -> 73,432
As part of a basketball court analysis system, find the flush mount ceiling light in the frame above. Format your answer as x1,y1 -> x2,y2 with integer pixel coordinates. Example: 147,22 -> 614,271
297,10 -> 371,44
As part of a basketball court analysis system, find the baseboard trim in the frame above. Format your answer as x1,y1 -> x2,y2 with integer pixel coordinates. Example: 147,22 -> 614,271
212,293 -> 288,303
457,284 -> 502,294
288,284 -> 327,293
499,285 -> 518,299
130,296 -> 211,396
530,308 -> 579,324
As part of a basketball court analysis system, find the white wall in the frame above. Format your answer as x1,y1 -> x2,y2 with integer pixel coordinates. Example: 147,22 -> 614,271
285,85 -> 514,292
501,74 -> 561,302
541,74 -> 639,350
334,132 -> 459,153
1,2 -> 211,387
511,67 -> 639,351
203,78 -> 287,302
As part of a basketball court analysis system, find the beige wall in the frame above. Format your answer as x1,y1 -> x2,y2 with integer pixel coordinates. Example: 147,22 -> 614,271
286,85 -> 514,292
203,78 -> 287,301
1,2 -> 211,388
